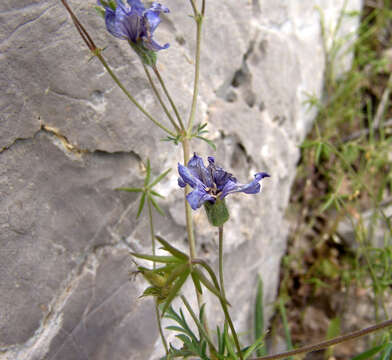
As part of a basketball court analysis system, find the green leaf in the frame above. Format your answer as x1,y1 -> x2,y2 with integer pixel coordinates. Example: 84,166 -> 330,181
327,317 -> 341,339
196,136 -> 217,150
191,271 -> 203,295
254,276 -> 267,357
115,187 -> 143,192
148,194 -> 165,217
161,269 -> 191,315
243,336 -> 265,359
150,190 -> 165,198
193,268 -> 230,305
149,168 -> 172,188
144,158 -> 151,186
224,324 -> 239,359
380,344 -> 392,360
156,235 -> 189,260
217,326 -> 224,355
165,263 -> 189,287
161,135 -> 181,145
136,192 -> 146,218
130,252 -> 182,264
351,343 -> 388,360
278,298 -> 293,351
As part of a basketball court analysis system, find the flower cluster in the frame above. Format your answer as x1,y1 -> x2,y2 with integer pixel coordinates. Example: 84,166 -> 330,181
178,154 -> 270,210
98,0 -> 169,51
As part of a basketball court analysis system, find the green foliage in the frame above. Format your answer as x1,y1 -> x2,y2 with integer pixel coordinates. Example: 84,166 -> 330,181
163,306 -> 209,359
116,158 -> 171,218
254,276 -> 267,357
192,122 -> 216,150
283,1 -> 392,358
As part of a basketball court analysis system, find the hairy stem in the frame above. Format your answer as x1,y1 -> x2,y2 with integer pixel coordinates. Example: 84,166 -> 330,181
249,319 -> 392,360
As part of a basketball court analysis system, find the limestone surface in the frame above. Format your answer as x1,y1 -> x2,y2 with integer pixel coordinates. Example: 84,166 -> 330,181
0,0 -> 362,359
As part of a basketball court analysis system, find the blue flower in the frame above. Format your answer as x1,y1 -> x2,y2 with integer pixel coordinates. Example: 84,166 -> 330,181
98,0 -> 169,51
178,154 -> 270,210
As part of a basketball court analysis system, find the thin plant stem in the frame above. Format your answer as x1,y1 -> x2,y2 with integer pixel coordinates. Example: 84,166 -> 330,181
153,65 -> 185,131
155,302 -> 169,355
188,0 -> 198,16
187,5 -> 203,133
96,54 -> 175,136
142,63 -> 181,133
218,226 -> 226,301
182,139 -> 199,288
180,295 -> 218,355
146,199 -> 168,354
248,319 -> 392,360
60,0 -> 175,137
147,199 -> 156,269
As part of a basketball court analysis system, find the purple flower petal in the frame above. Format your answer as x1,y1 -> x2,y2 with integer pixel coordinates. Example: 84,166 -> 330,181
187,154 -> 213,188
178,163 -> 206,189
99,0 -> 169,51
186,187 -> 215,210
177,154 -> 270,210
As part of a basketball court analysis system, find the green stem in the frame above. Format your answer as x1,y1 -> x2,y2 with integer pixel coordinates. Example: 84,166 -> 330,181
153,65 -> 185,131
147,199 -> 168,354
182,139 -> 198,267
249,319 -> 392,360
142,63 -> 181,133
147,199 -> 156,269
218,226 -> 226,302
155,301 -> 169,355
180,295 -> 218,355
96,53 -> 176,137
187,8 -> 203,133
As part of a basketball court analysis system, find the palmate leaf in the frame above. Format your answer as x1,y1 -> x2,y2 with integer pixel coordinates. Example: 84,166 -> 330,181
148,168 -> 171,188
164,308 -> 209,360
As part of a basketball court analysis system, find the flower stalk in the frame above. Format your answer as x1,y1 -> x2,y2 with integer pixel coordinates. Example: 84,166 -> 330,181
153,65 -> 186,131
142,62 -> 181,133
187,3 -> 204,133
60,0 -> 175,137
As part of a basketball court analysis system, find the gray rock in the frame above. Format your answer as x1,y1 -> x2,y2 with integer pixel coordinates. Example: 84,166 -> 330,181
0,0 -> 362,359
